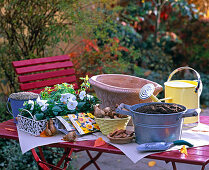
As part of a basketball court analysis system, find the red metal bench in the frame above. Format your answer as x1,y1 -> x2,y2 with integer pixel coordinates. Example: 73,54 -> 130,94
12,55 -> 78,93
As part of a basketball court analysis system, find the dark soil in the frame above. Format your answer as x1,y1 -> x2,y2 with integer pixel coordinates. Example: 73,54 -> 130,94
135,103 -> 185,114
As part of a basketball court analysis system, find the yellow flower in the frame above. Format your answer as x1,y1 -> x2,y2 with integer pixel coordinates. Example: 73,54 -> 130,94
86,123 -> 93,130
81,127 -> 90,133
72,115 -> 77,119
180,145 -> 188,156
85,75 -> 89,81
87,113 -> 94,118
142,0 -> 145,3
93,124 -> 100,130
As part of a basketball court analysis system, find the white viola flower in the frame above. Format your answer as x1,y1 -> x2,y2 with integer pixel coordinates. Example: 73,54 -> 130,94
69,94 -> 76,101
28,100 -> 34,110
67,97 -> 78,110
79,91 -> 86,100
60,93 -> 72,103
41,103 -> 49,111
36,96 -> 48,107
87,94 -> 93,100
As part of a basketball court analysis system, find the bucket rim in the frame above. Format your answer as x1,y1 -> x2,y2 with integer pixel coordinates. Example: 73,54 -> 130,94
130,102 -> 186,116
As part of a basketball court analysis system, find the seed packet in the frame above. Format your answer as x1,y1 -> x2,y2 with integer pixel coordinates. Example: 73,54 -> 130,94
56,116 -> 76,134
68,113 -> 100,135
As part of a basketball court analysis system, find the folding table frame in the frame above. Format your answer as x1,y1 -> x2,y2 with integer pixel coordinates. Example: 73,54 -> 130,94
1,116 -> 209,170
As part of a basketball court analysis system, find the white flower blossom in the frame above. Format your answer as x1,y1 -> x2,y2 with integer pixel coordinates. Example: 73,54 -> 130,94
67,97 -> 78,110
28,100 -> 34,110
36,97 -> 47,106
60,93 -> 74,103
87,94 -> 93,100
70,94 -> 76,101
36,96 -> 48,111
41,103 -> 49,111
79,91 -> 86,100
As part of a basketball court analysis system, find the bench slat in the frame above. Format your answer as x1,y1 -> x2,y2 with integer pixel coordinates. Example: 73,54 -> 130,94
18,68 -> 75,82
27,83 -> 79,94
20,76 -> 77,90
15,61 -> 73,74
12,55 -> 70,67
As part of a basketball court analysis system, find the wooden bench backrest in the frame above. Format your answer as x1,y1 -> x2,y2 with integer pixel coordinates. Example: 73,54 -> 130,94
12,55 -> 78,93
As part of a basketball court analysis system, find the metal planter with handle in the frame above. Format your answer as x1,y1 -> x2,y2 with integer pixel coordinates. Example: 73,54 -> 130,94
116,102 -> 198,144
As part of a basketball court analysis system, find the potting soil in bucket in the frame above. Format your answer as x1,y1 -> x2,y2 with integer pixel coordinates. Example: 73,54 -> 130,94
135,103 -> 184,114
7,92 -> 38,123
133,103 -> 185,144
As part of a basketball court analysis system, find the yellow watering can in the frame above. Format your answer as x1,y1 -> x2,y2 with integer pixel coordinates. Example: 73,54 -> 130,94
164,67 -> 203,127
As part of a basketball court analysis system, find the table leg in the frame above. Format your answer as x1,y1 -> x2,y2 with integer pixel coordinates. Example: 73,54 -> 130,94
171,162 -> 177,170
31,147 -> 74,170
80,150 -> 102,170
56,148 -> 74,169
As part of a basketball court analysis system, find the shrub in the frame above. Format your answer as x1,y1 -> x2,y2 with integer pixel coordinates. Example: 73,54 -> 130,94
0,0 -> 110,93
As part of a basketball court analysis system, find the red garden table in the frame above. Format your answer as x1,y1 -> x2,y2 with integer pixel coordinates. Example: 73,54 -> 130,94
1,116 -> 209,170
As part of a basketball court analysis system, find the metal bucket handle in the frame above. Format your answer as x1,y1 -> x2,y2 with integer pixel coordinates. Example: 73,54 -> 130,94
116,103 -> 133,116
19,109 -> 36,121
167,66 -> 202,94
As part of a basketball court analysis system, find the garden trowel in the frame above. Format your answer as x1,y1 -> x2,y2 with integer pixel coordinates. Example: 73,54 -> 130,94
137,140 -> 193,152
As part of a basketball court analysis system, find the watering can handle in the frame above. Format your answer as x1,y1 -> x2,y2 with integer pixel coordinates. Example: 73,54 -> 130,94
116,103 -> 133,116
167,67 -> 202,93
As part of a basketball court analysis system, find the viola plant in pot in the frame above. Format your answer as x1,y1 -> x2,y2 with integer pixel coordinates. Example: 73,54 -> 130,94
17,76 -> 100,136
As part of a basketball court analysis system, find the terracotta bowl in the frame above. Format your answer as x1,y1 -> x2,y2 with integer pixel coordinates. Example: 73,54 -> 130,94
89,74 -> 163,109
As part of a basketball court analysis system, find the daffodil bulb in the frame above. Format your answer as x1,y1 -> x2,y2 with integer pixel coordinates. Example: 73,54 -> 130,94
79,91 -> 86,100
28,100 -> 34,110
67,97 -> 78,110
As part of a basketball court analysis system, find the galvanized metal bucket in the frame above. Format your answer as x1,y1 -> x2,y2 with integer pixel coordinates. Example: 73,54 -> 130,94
116,102 -> 198,144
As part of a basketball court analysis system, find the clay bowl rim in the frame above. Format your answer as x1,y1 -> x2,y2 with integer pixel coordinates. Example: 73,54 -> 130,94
90,74 -> 162,92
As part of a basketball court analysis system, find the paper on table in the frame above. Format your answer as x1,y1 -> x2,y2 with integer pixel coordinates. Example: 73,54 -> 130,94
18,123 -> 209,164
95,123 -> 209,163
17,127 -> 99,154
93,133 -> 152,164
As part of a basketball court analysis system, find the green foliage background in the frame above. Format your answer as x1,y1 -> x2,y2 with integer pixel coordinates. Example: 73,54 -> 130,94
0,0 -> 208,169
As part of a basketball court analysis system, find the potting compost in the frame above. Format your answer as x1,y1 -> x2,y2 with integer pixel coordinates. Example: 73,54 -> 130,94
135,103 -> 184,114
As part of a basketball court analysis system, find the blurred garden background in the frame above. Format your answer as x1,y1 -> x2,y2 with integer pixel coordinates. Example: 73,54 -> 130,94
0,0 -> 209,169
